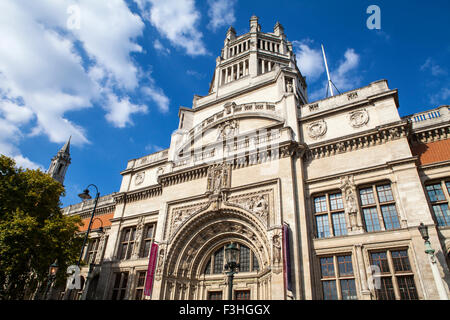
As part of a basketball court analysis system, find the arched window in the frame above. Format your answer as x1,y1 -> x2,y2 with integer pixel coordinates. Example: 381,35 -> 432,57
202,243 -> 260,275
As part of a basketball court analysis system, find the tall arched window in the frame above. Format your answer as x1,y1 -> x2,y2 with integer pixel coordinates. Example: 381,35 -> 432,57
202,243 -> 260,275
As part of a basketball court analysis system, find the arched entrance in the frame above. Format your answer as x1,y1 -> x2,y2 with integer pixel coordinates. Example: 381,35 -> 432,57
158,207 -> 277,300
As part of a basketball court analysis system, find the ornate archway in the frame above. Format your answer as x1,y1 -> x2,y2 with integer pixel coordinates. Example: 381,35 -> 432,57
158,206 -> 279,300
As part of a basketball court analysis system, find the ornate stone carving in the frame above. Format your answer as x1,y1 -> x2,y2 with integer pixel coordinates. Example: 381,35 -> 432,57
307,119 -> 327,139
217,120 -> 239,140
347,91 -> 358,100
225,190 -> 272,225
339,175 -> 363,233
155,248 -> 165,280
349,109 -> 369,128
156,166 -> 164,176
135,172 -> 145,185
170,202 -> 209,237
94,232 -> 108,264
132,216 -> 145,259
206,163 -> 231,195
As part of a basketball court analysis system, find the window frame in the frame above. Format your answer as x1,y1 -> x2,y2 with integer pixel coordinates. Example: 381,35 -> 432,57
318,254 -> 358,300
358,182 -> 401,232
425,179 -> 450,227
312,191 -> 347,239
140,223 -> 157,258
134,270 -> 147,300
368,248 -> 418,300
111,271 -> 129,300
202,243 -> 260,275
118,226 -> 137,260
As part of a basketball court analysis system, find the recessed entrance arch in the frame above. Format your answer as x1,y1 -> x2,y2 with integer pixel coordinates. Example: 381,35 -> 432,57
159,207 -> 275,300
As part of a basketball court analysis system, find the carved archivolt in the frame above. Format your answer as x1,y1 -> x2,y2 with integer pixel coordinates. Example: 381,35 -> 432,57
164,208 -> 270,280
169,201 -> 210,238
349,109 -> 369,128
307,119 -> 327,139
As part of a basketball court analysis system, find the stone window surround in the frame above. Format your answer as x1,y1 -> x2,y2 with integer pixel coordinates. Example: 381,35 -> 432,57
314,242 -> 423,300
367,247 -> 419,300
317,253 -> 358,300
357,182 -> 401,232
312,190 -> 347,239
311,179 -> 404,239
424,178 -> 450,227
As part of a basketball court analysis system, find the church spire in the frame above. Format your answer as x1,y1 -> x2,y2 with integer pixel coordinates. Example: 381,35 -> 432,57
47,136 -> 72,185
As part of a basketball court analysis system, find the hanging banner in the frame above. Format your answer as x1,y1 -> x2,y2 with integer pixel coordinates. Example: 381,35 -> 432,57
282,223 -> 292,292
144,242 -> 159,297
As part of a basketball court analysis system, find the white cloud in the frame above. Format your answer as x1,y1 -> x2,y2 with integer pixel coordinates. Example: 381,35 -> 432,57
332,48 -> 360,90
153,39 -> 171,54
134,0 -> 208,56
207,0 -> 236,31
420,58 -> 447,77
145,144 -> 164,152
105,93 -> 148,128
0,0 -> 168,169
142,86 -> 170,113
308,48 -> 361,101
430,87 -> 450,105
293,40 -> 325,82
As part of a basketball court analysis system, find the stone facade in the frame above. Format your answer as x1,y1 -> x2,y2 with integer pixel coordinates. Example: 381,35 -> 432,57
63,17 -> 450,300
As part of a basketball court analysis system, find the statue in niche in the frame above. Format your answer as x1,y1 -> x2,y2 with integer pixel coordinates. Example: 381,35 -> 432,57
272,234 -> 281,264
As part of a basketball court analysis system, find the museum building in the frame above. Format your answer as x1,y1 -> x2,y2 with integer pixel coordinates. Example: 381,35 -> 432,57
55,16 -> 450,300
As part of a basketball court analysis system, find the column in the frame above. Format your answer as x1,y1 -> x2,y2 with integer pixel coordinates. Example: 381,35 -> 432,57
237,62 -> 240,79
355,244 -> 372,300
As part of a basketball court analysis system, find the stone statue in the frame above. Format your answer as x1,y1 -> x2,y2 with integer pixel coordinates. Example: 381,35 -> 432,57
272,235 -> 281,264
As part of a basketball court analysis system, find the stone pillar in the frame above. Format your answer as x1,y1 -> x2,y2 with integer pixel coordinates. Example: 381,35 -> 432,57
354,244 -> 372,300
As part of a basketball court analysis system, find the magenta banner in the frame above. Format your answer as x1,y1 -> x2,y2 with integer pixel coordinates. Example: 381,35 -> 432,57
144,243 -> 158,297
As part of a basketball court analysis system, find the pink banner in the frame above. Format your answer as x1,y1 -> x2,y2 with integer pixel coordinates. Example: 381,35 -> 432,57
144,243 -> 158,297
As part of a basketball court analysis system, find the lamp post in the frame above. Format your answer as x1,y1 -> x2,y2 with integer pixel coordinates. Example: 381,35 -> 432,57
418,223 -> 449,300
224,243 -> 240,300
44,260 -> 59,300
77,184 -> 100,267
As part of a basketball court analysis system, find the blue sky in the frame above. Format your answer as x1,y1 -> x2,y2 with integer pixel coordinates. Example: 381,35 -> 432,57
0,0 -> 449,207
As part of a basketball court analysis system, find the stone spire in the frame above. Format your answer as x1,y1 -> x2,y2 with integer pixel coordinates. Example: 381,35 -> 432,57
47,136 -> 71,185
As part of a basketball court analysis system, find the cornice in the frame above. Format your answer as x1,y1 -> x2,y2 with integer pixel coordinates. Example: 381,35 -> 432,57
304,156 -> 418,185
114,184 -> 162,204
303,121 -> 410,161
299,89 -> 398,122
409,124 -> 449,144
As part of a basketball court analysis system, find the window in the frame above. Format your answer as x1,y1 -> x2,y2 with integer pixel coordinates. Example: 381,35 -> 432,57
119,227 -> 136,260
358,183 -> 401,232
111,272 -> 129,300
140,224 -> 156,258
208,291 -> 223,300
134,271 -> 146,300
235,290 -> 250,300
313,192 -> 347,238
203,243 -> 259,275
319,255 -> 357,300
86,237 -> 100,264
425,180 -> 450,227
369,249 -> 418,300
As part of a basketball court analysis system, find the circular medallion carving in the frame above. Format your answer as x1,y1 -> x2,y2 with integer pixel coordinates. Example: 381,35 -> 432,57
135,172 -> 145,185
307,119 -> 327,139
349,109 -> 369,128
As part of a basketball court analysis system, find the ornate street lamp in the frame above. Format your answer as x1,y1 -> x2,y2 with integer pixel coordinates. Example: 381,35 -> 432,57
44,260 -> 58,299
224,242 -> 240,300
77,184 -> 100,267
417,222 -> 449,300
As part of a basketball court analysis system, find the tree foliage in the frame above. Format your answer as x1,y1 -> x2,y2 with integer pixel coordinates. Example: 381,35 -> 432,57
0,155 -> 83,299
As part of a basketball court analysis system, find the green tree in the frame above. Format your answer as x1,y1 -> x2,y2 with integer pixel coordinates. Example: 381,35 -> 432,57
0,155 -> 83,299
